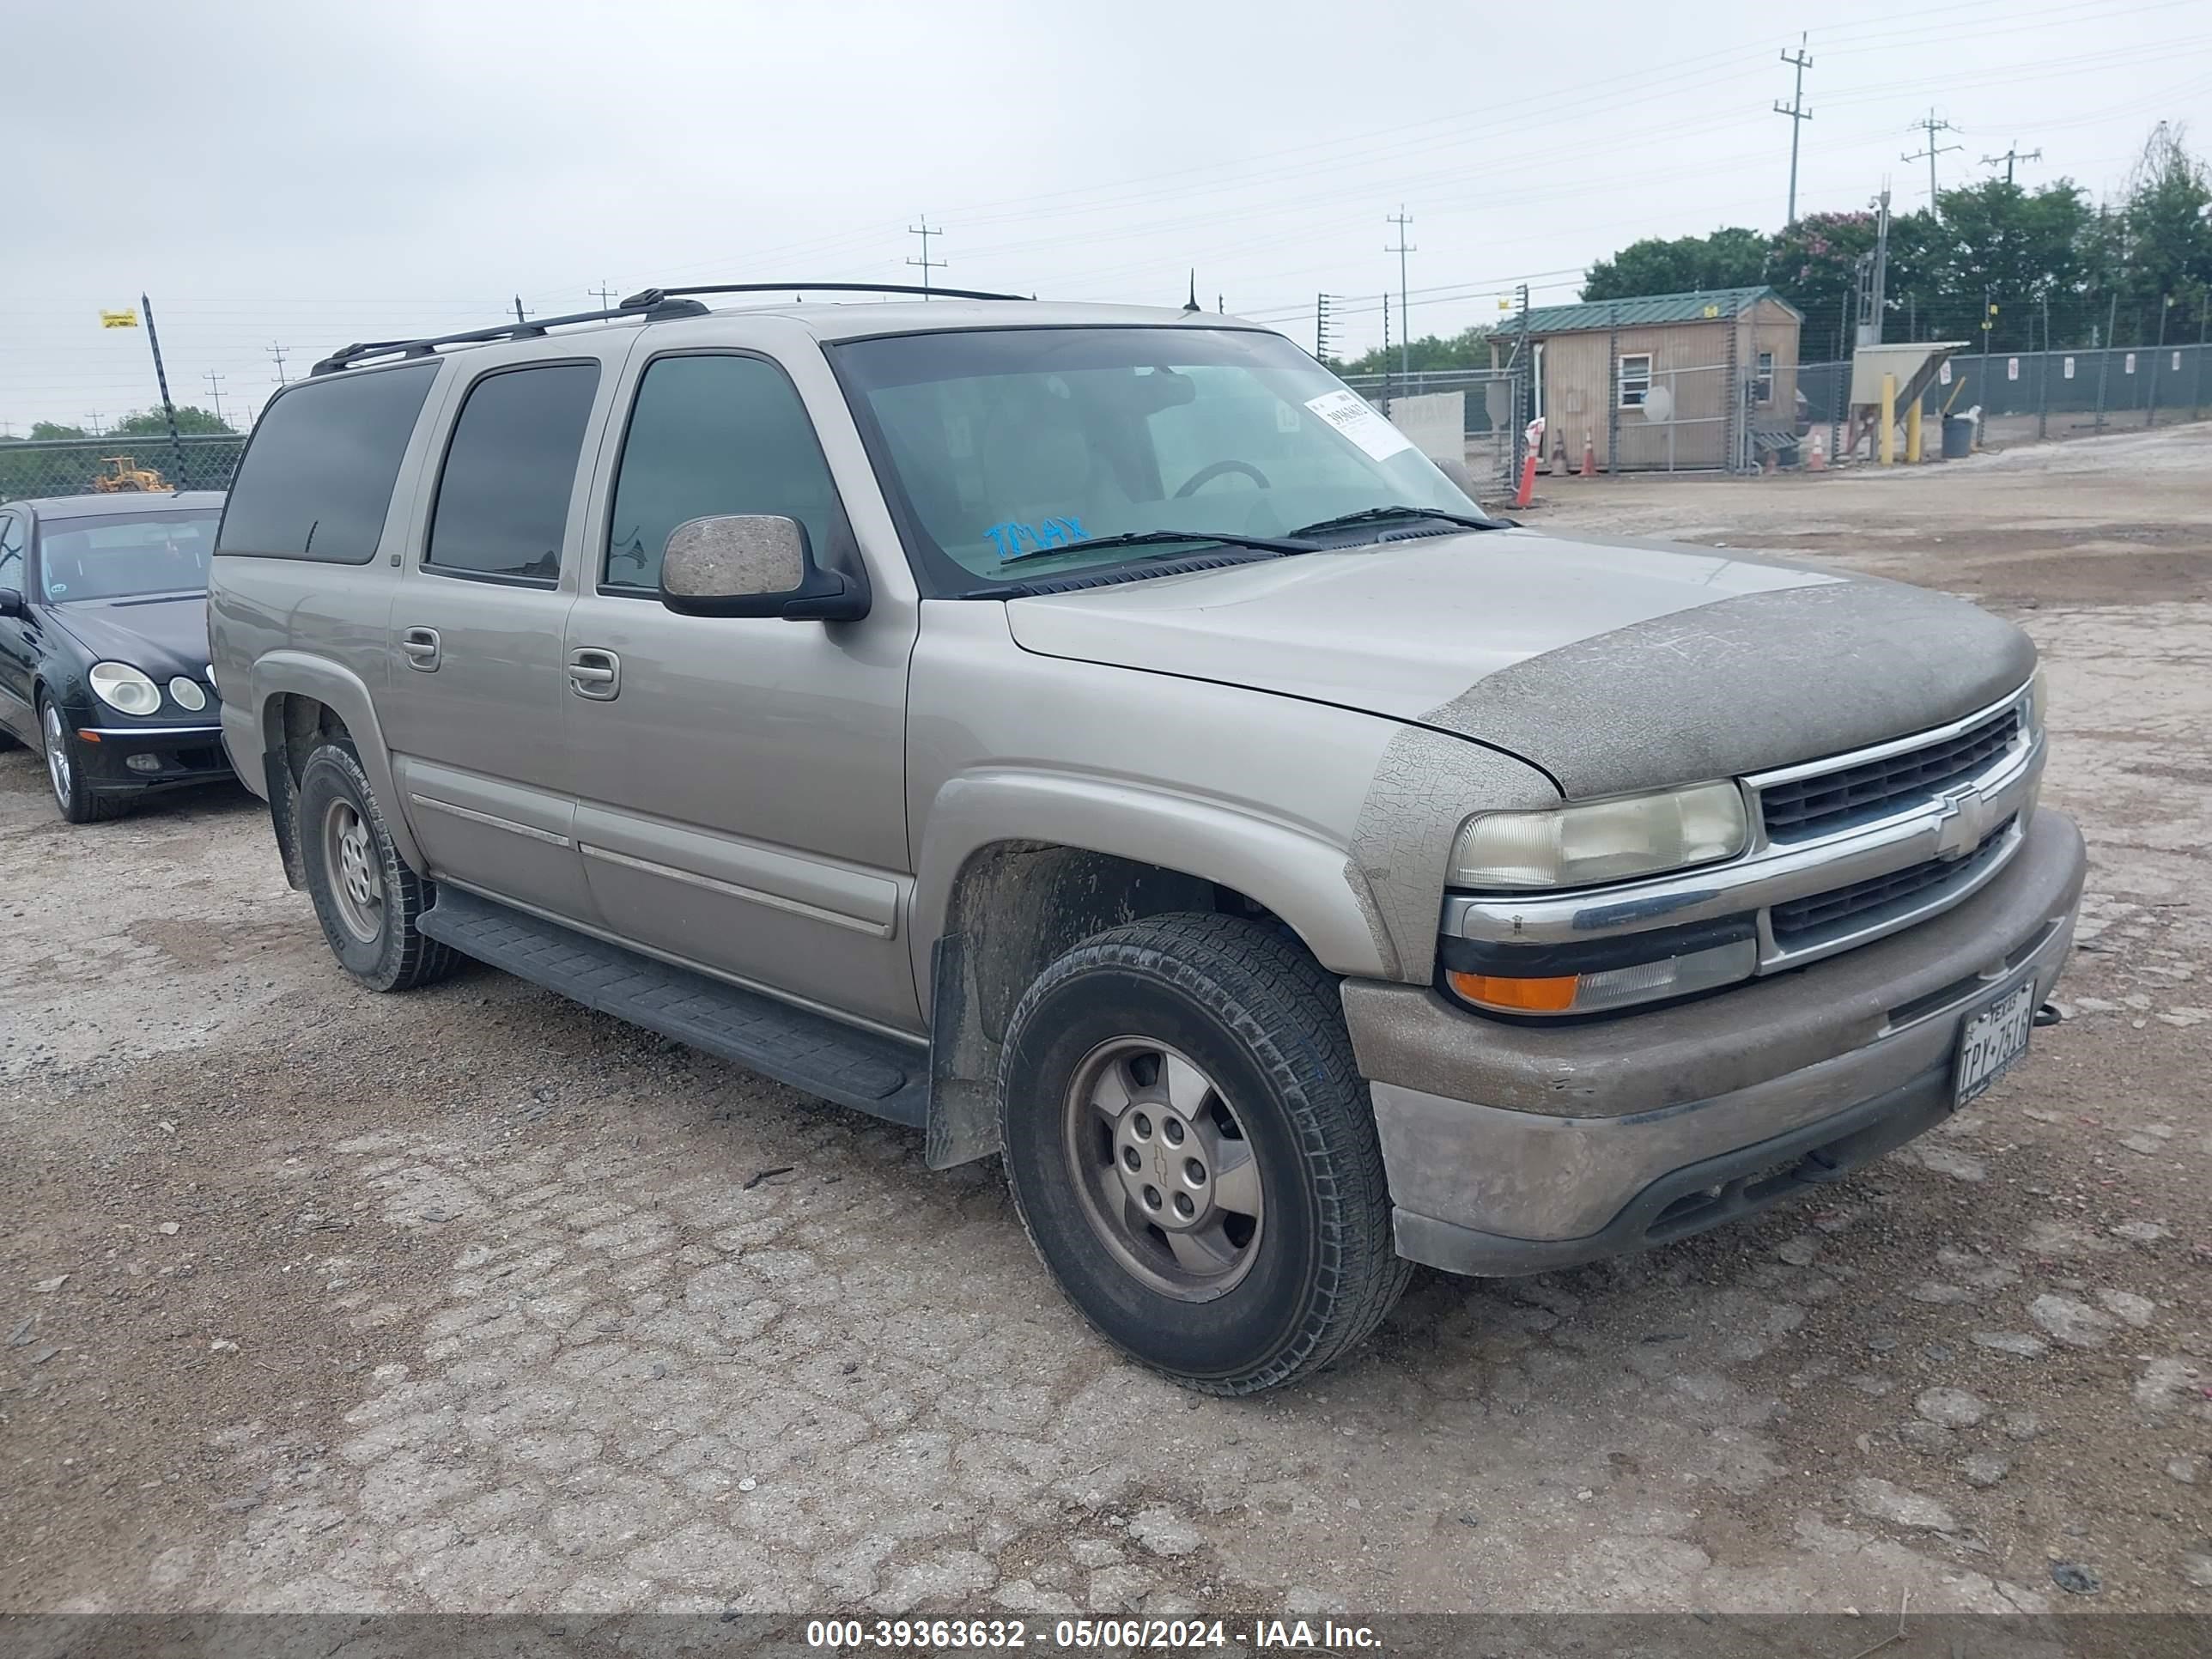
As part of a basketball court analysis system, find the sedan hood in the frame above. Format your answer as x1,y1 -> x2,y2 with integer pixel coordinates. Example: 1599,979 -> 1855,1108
1005,529 -> 2035,797
52,593 -> 213,684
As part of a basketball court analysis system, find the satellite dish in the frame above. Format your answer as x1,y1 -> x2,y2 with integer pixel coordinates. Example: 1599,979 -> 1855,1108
1642,384 -> 1675,423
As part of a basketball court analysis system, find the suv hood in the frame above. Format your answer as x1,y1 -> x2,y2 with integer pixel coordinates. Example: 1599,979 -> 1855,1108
1004,529 -> 2035,797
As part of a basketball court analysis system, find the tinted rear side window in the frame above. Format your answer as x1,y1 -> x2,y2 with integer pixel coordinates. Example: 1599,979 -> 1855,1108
426,362 -> 600,584
216,363 -> 438,563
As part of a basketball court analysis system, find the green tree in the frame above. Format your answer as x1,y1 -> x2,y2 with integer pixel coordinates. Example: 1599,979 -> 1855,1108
110,405 -> 236,436
1328,324 -> 1497,378
27,421 -> 88,440
2112,122 -> 2212,343
1580,228 -> 1768,301
1911,178 -> 2095,350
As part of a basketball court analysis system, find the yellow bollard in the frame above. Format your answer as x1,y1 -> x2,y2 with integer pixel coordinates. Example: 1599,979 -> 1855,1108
1905,398 -> 1923,465
1880,374 -> 1897,466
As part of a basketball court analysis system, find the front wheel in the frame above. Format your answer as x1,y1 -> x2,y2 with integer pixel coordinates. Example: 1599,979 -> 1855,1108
40,697 -> 129,823
295,738 -> 458,993
999,913 -> 1409,1395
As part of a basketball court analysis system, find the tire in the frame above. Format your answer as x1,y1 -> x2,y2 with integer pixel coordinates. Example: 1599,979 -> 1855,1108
295,738 -> 459,993
39,696 -> 130,823
999,912 -> 1410,1395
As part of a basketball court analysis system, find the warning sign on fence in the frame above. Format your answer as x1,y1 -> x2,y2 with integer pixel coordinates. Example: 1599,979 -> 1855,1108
2064,356 -> 2075,379
1939,362 -> 1953,385
2007,357 -> 2019,380
2125,353 -> 2136,374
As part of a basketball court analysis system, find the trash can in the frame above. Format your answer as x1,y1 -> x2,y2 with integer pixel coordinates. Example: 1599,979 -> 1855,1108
1942,415 -> 1974,459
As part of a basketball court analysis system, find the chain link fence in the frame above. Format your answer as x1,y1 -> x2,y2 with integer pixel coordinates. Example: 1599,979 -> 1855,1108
0,434 -> 246,504
1340,366 -> 1529,485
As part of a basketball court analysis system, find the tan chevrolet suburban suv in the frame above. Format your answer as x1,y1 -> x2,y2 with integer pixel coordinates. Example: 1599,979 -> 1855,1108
207,284 -> 2084,1394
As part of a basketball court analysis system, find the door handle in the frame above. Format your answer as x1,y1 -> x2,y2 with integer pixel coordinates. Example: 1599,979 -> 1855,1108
399,626 -> 441,672
567,647 -> 620,701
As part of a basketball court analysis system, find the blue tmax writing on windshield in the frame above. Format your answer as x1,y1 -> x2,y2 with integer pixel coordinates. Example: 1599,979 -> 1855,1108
984,518 -> 1088,559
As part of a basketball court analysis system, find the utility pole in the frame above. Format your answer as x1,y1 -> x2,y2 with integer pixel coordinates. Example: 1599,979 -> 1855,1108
139,293 -> 185,483
203,371 -> 227,427
1856,186 -> 1892,349
906,216 -> 945,300
1315,293 -> 1333,362
85,412 -> 104,438
1980,142 -> 2041,186
1380,291 -> 1393,416
1905,111 -> 1962,214
1386,206 -> 1416,379
1774,35 -> 1814,227
268,342 -> 289,386
591,282 -> 616,311
512,295 -> 532,325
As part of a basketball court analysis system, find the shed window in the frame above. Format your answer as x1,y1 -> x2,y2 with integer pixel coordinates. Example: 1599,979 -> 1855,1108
1618,354 -> 1652,409
1753,350 -> 1776,405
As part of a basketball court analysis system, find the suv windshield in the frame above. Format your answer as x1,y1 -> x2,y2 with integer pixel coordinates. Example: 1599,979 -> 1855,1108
38,510 -> 221,602
830,326 -> 1493,593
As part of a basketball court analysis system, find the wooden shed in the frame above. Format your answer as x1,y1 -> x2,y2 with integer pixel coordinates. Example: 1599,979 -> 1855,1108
1490,285 -> 1802,471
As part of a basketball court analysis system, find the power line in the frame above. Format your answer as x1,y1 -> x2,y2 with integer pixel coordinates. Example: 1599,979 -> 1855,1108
1981,141 -> 2043,184
1386,206 -> 1416,379
1905,108 -> 1964,212
1774,35 -> 1814,226
906,216 -> 946,301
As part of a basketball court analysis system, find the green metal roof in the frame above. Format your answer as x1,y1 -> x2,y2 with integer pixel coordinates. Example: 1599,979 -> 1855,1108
1510,286 -> 1799,336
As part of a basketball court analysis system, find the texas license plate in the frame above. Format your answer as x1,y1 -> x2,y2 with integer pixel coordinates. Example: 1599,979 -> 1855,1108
1954,984 -> 2036,1107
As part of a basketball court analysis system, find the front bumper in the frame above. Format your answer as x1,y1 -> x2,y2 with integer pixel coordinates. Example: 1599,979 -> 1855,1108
69,716 -> 236,795
1344,809 -> 2086,1275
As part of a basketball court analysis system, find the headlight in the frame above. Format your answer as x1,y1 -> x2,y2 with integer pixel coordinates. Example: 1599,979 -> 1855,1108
1449,781 -> 1748,890
167,676 -> 209,712
88,661 -> 162,717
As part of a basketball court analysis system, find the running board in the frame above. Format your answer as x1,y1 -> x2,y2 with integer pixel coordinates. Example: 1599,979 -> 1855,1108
416,888 -> 927,1127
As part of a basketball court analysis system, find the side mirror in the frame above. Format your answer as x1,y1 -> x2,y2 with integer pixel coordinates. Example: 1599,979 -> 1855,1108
0,587 -> 23,620
659,514 -> 868,622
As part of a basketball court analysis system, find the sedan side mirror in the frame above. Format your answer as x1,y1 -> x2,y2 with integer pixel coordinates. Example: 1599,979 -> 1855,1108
0,587 -> 23,620
659,514 -> 868,623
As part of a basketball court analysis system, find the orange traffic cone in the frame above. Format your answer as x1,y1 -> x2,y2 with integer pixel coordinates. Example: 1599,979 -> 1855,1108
1807,430 -> 1826,472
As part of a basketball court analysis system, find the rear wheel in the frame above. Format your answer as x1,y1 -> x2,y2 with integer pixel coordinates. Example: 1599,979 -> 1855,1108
999,913 -> 1409,1395
40,697 -> 129,824
295,738 -> 458,992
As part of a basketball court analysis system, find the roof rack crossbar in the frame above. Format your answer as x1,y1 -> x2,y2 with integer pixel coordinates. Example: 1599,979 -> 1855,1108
309,295 -> 710,377
619,282 -> 1032,307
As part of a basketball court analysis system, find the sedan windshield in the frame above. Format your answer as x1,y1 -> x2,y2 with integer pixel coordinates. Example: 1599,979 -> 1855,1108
39,511 -> 221,602
830,326 -> 1494,593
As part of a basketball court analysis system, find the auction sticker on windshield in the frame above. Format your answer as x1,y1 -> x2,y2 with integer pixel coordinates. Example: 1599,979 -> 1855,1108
1304,388 -> 1417,461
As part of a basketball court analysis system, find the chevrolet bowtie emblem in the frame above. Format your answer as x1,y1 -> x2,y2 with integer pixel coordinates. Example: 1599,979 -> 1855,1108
1931,784 -> 1989,861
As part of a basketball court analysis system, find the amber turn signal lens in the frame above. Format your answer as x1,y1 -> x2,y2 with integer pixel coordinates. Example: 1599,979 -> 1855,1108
1446,969 -> 1579,1013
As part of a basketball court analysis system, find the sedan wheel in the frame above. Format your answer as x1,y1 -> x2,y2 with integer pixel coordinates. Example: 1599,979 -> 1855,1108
42,702 -> 70,808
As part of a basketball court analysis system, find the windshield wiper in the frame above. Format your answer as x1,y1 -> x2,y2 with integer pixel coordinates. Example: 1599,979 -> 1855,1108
996,528 -> 1314,568
1288,504 -> 1502,539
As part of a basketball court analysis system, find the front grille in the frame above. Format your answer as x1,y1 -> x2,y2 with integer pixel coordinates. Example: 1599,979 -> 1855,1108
1760,707 -> 2019,840
1771,818 -> 2014,943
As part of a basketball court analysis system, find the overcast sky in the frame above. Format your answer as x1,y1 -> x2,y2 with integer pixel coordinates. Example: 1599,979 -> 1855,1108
4,0 -> 2205,431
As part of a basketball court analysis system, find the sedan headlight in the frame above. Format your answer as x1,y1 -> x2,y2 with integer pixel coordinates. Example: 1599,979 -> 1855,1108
88,661 -> 162,717
1449,781 -> 1749,890
167,676 -> 209,712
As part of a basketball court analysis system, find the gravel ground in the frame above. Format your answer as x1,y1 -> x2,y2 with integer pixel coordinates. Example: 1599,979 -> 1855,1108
3,424 -> 2208,1619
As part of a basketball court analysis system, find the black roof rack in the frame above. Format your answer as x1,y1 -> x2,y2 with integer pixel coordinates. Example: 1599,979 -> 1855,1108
618,282 -> 1033,307
310,282 -> 1033,378
309,293 -> 712,377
